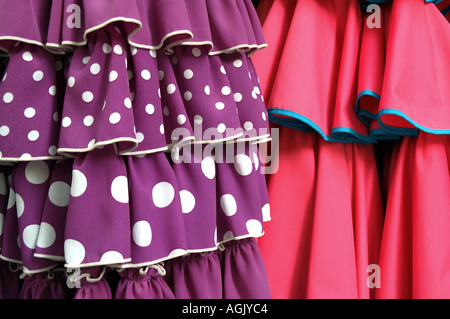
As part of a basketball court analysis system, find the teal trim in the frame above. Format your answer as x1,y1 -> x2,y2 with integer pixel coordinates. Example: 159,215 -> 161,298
355,90 -> 381,126
267,108 -> 376,144
369,128 -> 402,141
378,108 -> 450,135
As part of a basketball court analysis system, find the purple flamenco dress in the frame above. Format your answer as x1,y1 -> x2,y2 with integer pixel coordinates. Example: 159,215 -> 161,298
0,0 -> 271,299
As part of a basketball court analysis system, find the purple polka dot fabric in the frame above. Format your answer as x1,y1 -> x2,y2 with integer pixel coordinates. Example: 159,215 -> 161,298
0,0 -> 271,299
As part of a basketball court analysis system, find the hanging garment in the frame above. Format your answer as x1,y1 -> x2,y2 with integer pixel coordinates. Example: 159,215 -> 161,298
252,0 -> 449,299
0,0 -> 272,299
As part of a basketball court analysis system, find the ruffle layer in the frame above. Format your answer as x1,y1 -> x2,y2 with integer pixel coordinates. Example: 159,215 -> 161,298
253,0 -> 450,143
0,141 -> 270,271
356,0 -> 450,137
4,238 -> 271,299
0,0 -> 266,56
0,27 -> 270,162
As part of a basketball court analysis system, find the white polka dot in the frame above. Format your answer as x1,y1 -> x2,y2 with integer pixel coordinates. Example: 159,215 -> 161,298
71,170 -> 87,197
83,115 -> 94,127
158,88 -> 161,98
24,107 -> 36,118
130,46 -> 137,55
184,91 -> 192,101
167,84 -> 176,94
68,76 -> 75,87
171,56 -> 178,65
48,145 -> 57,156
113,44 -> 123,55
102,100 -> 107,111
262,203 -> 271,221
201,156 -> 215,180
220,194 -> 237,216
145,104 -> 155,115
124,97 -> 132,109
244,121 -> 253,130
88,139 -> 96,149
64,239 -> 86,265
3,92 -> 13,103
20,153 -> 31,160
32,70 -> 44,81
233,92 -> 243,102
169,248 -> 187,258
217,123 -> 226,133
111,176 -> 129,204
136,132 -> 144,143
149,50 -> 157,58
246,219 -> 263,236
53,112 -> 59,122
152,181 -> 175,208
25,161 -> 49,184
102,43 -> 112,54
1,72 -> 6,82
234,154 -> 253,176
82,91 -> 94,103
127,70 -> 133,80
82,56 -> 91,64
192,48 -> 201,57
177,114 -> 186,125
220,65 -> 226,74
160,124 -> 165,134
158,70 -> 165,81
100,251 -> 124,264
23,224 -> 40,249
141,69 -> 151,80
183,69 -> 194,79
48,181 -> 71,207
254,86 -> 261,94
62,117 -> 71,127
36,222 -> 56,248
15,193 -> 24,218
0,125 -> 10,136
132,221 -> 152,247
223,230 -> 235,241
204,85 -> 210,95
180,190 -> 195,214
109,112 -> 121,124
252,90 -> 258,99
109,70 -> 118,82
49,85 -> 57,96
233,59 -> 243,68
221,86 -> 231,96
262,112 -> 267,121
22,51 -> 33,61
215,102 -> 225,110
27,130 -> 39,142
7,189 -> 15,210
90,63 -> 101,75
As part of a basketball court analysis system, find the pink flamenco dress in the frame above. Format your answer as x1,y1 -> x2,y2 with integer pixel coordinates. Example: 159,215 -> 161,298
356,0 -> 450,299
253,0 -> 450,299
0,0 -> 272,299
252,0 -> 385,299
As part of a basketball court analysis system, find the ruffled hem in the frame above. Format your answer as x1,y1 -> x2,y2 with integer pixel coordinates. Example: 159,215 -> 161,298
0,140 -> 270,271
2,238 -> 271,299
0,0 -> 266,56
0,28 -> 270,162
253,0 -> 450,143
